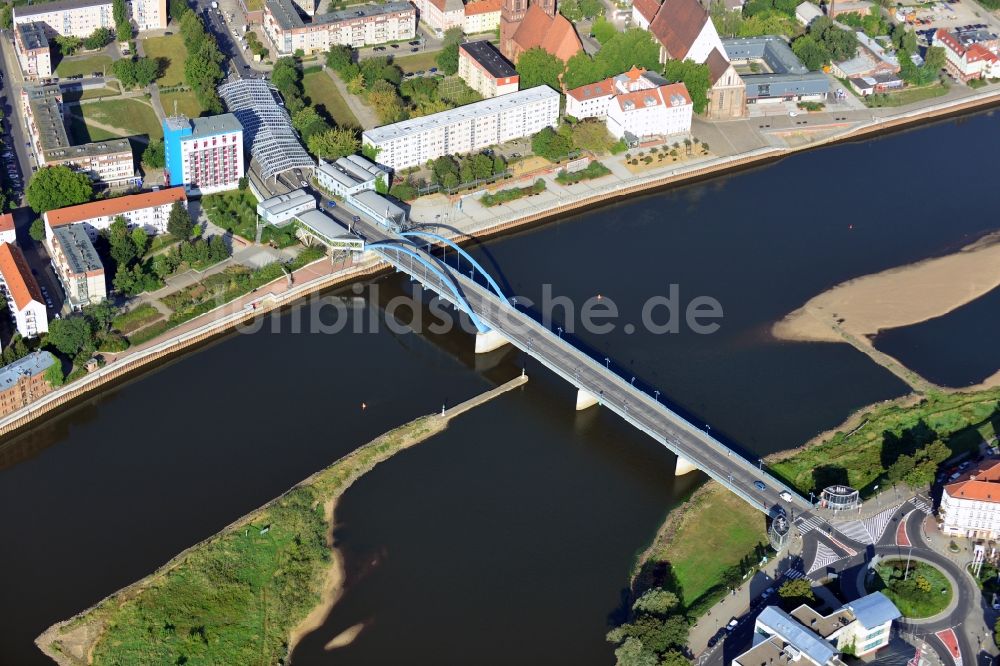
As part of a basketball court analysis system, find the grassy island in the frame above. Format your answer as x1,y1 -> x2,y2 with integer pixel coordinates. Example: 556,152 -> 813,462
42,415 -> 450,665
867,559 -> 952,619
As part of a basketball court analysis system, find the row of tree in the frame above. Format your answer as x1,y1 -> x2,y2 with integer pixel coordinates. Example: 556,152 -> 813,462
791,16 -> 859,70
112,56 -> 161,89
178,8 -> 225,114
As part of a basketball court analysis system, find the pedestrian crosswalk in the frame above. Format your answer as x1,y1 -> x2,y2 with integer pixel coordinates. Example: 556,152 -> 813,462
836,519 -> 873,545
808,541 -> 843,575
911,495 -> 934,515
835,505 -> 899,545
795,515 -> 824,536
784,568 -> 805,580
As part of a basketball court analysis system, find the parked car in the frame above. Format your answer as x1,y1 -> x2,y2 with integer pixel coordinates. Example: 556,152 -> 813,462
409,40 -> 420,45
390,43 -> 399,48
429,67 -> 438,73
410,47 -> 418,52
726,619 -> 739,632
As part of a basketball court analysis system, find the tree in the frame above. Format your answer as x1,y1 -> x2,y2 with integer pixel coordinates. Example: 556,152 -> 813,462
167,201 -> 194,240
29,218 -> 46,242
572,120 -> 614,154
592,17 -> 616,44
326,44 -> 353,73
0,4 -> 12,30
142,139 -> 165,169
292,106 -> 329,140
614,637 -> 659,666
632,588 -> 681,616
564,29 -> 661,89
660,650 -> 691,666
516,47 -> 565,91
374,174 -> 389,194
442,26 -> 463,47
307,127 -> 360,160
792,35 -> 830,71
108,216 -> 138,270
44,362 -> 64,387
54,35 -> 82,56
26,166 -> 93,213
272,57 -> 302,98
531,126 -> 573,161
83,27 -> 114,50
131,226 -> 148,256
47,317 -> 94,356
663,59 -> 712,114
778,578 -> 815,603
436,42 -> 460,75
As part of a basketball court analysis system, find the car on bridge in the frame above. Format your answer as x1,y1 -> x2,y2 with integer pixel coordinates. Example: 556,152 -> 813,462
754,480 -> 766,491
779,491 -> 792,502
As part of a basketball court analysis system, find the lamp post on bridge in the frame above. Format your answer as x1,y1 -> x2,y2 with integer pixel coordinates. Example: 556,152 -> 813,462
630,376 -> 635,386
604,357 -> 610,370
557,326 -> 563,339
758,459 -> 763,471
654,390 -> 660,402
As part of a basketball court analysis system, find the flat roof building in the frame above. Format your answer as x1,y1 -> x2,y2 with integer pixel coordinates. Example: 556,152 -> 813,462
262,0 -> 416,55
315,155 -> 388,197
257,189 -> 317,226
164,113 -> 245,195
22,85 -> 136,187
49,225 -> 106,308
348,189 -> 407,231
43,187 -> 188,240
362,85 -> 560,170
459,40 -> 519,99
14,22 -> 51,80
723,36 -> 830,102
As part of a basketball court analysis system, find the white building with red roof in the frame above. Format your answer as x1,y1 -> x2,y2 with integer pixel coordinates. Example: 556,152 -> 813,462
0,214 -> 15,246
933,28 -> 1000,82
42,187 -> 188,242
940,460 -> 1000,538
0,243 -> 47,339
463,0 -> 501,34
565,67 -> 693,142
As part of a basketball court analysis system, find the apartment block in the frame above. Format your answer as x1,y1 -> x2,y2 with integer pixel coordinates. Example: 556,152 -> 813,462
940,460 -> 1000,538
362,85 -> 560,170
22,85 -> 136,188
463,0 -> 501,35
263,0 -> 415,55
13,0 -> 167,38
458,40 -> 519,99
48,225 -> 107,308
163,114 -> 245,195
14,23 -> 52,80
43,187 -> 188,241
0,243 -> 48,339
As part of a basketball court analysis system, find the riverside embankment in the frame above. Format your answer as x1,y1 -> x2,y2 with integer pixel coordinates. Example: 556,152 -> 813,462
36,375 -> 528,665
3,86 -> 1000,443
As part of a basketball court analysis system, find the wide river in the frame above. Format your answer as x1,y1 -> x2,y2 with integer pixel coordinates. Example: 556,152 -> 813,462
2,110 -> 999,665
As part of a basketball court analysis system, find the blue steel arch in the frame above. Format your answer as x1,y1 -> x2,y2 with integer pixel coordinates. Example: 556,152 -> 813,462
399,231 -> 508,303
367,241 -> 490,333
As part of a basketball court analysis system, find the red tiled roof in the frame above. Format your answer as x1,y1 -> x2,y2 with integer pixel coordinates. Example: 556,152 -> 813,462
615,82 -> 691,111
967,43 -> 998,63
512,5 -> 582,63
465,0 -> 500,15
649,0 -> 710,60
44,187 -> 187,229
566,77 -> 616,101
633,0 -> 660,22
0,213 -> 13,235
705,47 -> 731,84
935,28 -> 964,55
944,460 -> 1000,502
0,242 -> 43,311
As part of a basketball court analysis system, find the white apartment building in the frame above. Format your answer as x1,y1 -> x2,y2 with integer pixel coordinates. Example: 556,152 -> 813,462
43,187 -> 188,241
934,28 -> 1000,82
22,85 -> 137,188
566,68 -> 693,141
48,225 -> 107,308
362,85 -> 560,170
0,243 -> 48,339
0,214 -> 15,246
315,155 -> 388,196
164,114 -> 245,195
463,0 -> 501,35
13,0 -> 166,38
734,594 -> 900,666
263,0 -> 416,55
14,23 -> 52,80
458,40 -> 519,99
940,460 -> 1000,538
411,0 -> 464,34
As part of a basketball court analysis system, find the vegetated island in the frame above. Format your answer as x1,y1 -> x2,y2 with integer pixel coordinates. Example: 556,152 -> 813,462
38,376 -> 528,665
606,386 -> 1000,665
772,233 -> 1000,389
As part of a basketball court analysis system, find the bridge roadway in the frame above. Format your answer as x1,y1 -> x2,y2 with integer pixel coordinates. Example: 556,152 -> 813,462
349,216 -> 812,518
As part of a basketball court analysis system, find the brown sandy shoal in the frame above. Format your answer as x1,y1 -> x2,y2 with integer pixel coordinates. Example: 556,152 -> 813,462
773,234 -> 1000,344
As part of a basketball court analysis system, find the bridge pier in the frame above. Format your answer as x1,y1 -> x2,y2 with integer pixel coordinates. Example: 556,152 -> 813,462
474,330 -> 509,354
675,456 -> 699,476
575,389 -> 599,411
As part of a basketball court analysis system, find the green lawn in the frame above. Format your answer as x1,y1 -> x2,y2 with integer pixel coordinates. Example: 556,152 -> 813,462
80,83 -> 122,100
112,303 -> 163,335
142,34 -> 187,87
159,89 -> 204,118
54,54 -> 112,78
641,483 -> 767,611
302,71 -> 359,128
65,112 -> 121,143
865,83 -> 950,108
770,389 -> 1000,496
868,560 -> 951,618
78,98 -> 164,140
391,50 -> 440,74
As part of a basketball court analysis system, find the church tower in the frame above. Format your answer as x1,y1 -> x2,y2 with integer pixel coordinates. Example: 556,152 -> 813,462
535,0 -> 556,16
500,0 -> 529,60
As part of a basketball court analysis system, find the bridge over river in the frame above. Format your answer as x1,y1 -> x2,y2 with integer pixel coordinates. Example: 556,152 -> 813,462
332,213 -> 813,525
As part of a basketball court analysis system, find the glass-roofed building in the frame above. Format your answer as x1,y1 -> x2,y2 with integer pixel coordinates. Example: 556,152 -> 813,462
217,77 -> 315,183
